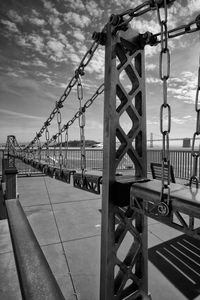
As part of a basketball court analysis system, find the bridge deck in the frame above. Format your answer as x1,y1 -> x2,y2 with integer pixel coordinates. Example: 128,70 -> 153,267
0,175 -> 198,300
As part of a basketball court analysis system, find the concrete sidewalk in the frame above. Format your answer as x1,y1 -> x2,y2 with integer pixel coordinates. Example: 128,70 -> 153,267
0,175 -> 199,300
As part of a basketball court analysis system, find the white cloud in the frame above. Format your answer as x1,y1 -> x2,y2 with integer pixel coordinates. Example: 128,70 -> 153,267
0,108 -> 42,120
146,63 -> 157,71
32,9 -> 40,17
86,1 -> 102,18
29,34 -> 45,53
32,58 -> 47,67
1,20 -> 19,33
168,71 -> 198,104
16,36 -> 31,48
67,53 -> 81,65
65,0 -> 85,10
29,17 -> 46,26
73,30 -> 85,41
48,15 -> 62,31
8,10 -> 23,23
146,77 -> 161,84
85,48 -> 104,77
171,117 -> 186,125
145,45 -> 159,57
42,0 -> 60,16
64,12 -> 90,28
47,38 -> 65,58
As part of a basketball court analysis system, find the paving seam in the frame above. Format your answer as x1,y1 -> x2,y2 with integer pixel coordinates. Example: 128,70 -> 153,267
62,233 -> 101,244
148,230 -> 164,243
43,176 -> 79,300
22,197 -> 101,208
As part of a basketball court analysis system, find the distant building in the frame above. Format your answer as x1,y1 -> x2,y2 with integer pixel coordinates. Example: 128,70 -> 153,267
182,138 -> 190,148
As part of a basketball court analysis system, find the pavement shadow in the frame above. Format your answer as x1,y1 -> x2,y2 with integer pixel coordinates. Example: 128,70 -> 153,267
148,234 -> 200,300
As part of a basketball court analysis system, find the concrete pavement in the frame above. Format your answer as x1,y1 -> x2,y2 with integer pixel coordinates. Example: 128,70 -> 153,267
0,175 -> 200,299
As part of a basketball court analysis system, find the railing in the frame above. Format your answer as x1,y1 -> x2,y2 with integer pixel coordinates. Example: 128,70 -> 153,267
1,148 -> 199,180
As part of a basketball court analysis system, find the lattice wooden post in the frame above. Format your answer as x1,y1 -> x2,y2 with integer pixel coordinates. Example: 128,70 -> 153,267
100,22 -> 149,299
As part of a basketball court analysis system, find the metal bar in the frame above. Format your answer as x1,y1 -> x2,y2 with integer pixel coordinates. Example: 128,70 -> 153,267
6,198 -> 65,300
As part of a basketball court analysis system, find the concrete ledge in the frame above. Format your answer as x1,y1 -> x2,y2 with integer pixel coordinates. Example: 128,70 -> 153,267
6,198 -> 65,300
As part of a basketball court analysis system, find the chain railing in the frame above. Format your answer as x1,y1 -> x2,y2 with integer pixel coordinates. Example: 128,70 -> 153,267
7,0 -> 200,176
24,40 -> 101,152
190,55 -> 200,187
42,83 -> 104,149
156,0 -> 171,215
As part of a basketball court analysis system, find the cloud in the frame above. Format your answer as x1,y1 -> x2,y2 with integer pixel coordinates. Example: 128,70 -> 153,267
171,117 -> 186,125
16,36 -> 31,47
64,12 -> 90,28
168,71 -> 197,103
42,0 -> 60,16
86,1 -> 102,18
67,52 -> 81,65
146,63 -> 157,71
8,10 -> 23,23
28,34 -> 45,53
29,17 -> 46,26
1,20 -> 19,33
0,108 -> 42,120
65,0 -> 85,10
85,48 -> 104,77
47,38 -> 65,59
32,58 -> 47,67
73,29 -> 85,41
48,15 -> 62,31
146,77 -> 161,84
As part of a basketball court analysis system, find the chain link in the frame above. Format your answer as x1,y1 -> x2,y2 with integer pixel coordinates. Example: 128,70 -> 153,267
45,127 -> 50,164
190,56 -> 200,187
76,73 -> 86,174
56,104 -> 63,169
157,0 -> 171,206
36,132 -> 42,162
64,128 -> 69,168
24,40 -> 100,152
41,83 -> 104,149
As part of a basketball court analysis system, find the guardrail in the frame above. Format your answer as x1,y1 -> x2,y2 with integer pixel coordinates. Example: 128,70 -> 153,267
1,158 -> 65,299
1,148 -> 199,180
6,198 -> 65,300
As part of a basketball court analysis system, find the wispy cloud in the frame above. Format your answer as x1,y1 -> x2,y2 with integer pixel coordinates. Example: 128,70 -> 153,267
8,10 -> 23,23
1,20 -> 19,33
64,12 -> 90,28
0,108 -> 42,120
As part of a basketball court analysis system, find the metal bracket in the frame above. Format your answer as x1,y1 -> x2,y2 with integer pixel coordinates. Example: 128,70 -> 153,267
73,173 -> 102,194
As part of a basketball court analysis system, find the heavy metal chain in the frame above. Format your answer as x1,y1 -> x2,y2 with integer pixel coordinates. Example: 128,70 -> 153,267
42,83 -> 104,149
24,40 -> 100,152
190,55 -> 200,188
64,128 -> 69,168
109,0 -> 175,33
154,14 -> 200,41
56,102 -> 63,169
52,135 -> 57,167
45,126 -> 50,164
157,0 -> 171,212
76,71 -> 86,174
36,133 -> 42,162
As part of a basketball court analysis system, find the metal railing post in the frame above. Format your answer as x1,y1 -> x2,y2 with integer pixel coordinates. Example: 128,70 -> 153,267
0,152 -> 8,219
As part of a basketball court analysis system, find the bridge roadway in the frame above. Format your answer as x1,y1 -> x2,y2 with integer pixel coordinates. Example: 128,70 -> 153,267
0,174 -> 199,299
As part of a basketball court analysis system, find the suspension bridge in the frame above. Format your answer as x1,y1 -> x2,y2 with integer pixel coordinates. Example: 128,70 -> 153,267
1,1 -> 200,299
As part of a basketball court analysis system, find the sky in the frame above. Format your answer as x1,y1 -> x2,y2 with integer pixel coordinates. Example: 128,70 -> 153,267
0,0 -> 200,146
